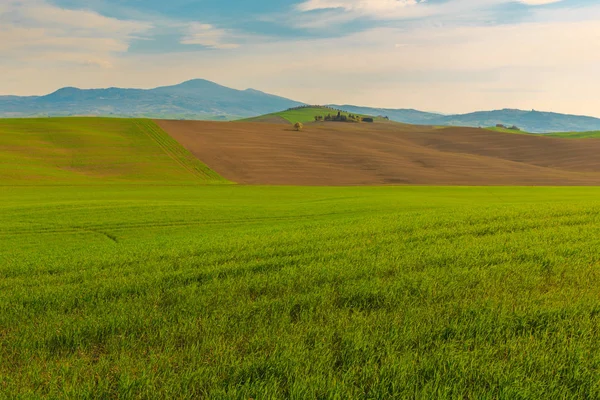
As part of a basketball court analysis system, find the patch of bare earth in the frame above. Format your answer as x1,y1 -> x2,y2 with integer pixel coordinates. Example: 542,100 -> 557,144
155,120 -> 600,186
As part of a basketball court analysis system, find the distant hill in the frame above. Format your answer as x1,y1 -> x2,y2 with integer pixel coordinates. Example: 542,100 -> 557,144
240,106 -> 388,124
0,79 -> 305,120
327,105 -> 440,125
3,80 -> 600,132
329,105 -> 600,133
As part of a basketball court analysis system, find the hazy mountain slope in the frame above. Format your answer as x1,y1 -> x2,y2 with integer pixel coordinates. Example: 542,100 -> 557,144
329,105 -> 600,133
0,79 -> 305,120
3,80 -> 600,132
437,109 -> 600,133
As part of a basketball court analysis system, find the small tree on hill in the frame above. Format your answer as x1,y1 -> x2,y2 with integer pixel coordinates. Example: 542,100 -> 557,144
294,122 -> 304,131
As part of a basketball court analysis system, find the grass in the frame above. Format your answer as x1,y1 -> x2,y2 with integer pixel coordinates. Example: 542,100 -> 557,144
486,126 -> 600,138
275,107 -> 348,124
241,106 -> 376,124
3,184 -> 600,398
0,117 -> 228,184
4,117 -> 600,397
545,131 -> 600,138
485,126 -> 529,135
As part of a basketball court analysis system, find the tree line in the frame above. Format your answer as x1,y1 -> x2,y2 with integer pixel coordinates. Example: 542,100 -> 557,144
314,111 -> 374,123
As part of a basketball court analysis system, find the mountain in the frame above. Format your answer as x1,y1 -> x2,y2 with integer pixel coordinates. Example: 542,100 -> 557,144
329,105 -> 600,133
436,109 -> 600,133
0,79 -> 305,120
3,80 -> 600,132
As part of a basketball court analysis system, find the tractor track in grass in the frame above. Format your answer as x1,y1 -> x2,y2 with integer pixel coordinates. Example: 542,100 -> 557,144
83,229 -> 119,244
0,211 -> 359,237
134,120 -> 227,182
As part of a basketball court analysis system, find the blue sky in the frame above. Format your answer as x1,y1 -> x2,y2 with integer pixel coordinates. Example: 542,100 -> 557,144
1,0 -> 600,115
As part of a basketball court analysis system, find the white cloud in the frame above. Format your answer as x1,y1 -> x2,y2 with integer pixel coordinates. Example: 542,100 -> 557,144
111,14 -> 600,116
181,23 -> 240,49
0,0 -> 599,119
519,0 -> 563,4
22,3 -> 150,35
296,0 -> 435,20
298,0 -> 422,12
295,0 -> 565,22
0,0 -> 151,69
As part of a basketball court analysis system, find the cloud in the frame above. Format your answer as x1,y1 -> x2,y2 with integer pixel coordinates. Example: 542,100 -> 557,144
294,0 -> 566,23
519,0 -> 563,4
296,0 -> 434,20
106,11 -> 600,116
0,0 -> 598,119
181,23 -> 240,49
0,0 -> 151,68
297,0 -> 422,12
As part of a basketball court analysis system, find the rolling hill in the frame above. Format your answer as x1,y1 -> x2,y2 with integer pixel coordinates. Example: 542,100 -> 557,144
545,131 -> 600,138
0,118 -> 227,184
240,106 -> 384,124
5,117 -> 600,397
5,116 -> 600,187
156,119 -> 600,186
3,78 -> 600,132
327,105 -> 440,125
329,105 -> 600,133
0,79 -> 304,120
485,127 -> 600,138
241,105 -> 600,133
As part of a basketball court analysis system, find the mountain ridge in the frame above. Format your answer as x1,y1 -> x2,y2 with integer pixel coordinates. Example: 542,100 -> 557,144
2,80 -> 600,132
0,79 -> 305,120
328,105 -> 600,133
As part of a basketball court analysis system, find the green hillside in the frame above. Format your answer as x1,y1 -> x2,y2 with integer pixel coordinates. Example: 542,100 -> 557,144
241,106 -> 378,124
486,126 -> 528,135
545,131 -> 600,138
277,107 -> 348,123
0,118 -> 228,185
486,126 -> 600,138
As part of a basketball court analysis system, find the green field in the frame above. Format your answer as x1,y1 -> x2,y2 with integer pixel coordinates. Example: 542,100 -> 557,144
486,126 -> 600,138
3,184 -> 600,398
546,131 -> 600,138
485,126 -> 528,135
4,117 -> 600,398
0,118 -> 227,184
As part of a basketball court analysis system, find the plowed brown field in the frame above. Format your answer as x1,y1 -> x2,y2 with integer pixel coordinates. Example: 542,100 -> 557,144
155,120 -> 600,185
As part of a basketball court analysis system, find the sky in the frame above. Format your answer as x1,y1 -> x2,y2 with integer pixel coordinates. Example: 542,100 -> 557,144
1,0 -> 600,115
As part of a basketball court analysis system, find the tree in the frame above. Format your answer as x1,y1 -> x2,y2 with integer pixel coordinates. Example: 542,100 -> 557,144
294,122 -> 304,131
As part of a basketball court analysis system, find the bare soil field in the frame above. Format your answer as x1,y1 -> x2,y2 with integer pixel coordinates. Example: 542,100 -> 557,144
155,120 -> 600,185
